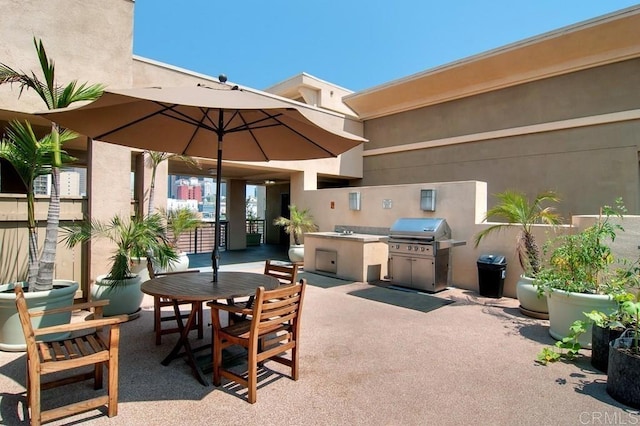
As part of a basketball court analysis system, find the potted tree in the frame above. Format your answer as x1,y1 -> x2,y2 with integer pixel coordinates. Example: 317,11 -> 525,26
274,204 -> 318,263
0,122 -> 80,350
535,199 -> 627,347
62,213 -> 178,317
0,38 -> 103,350
164,207 -> 200,271
474,190 -> 561,318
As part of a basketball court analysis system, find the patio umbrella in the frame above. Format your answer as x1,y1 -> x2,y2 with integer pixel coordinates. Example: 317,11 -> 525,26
38,81 -> 366,281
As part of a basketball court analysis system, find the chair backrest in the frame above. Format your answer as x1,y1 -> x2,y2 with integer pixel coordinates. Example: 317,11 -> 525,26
147,256 -> 199,279
263,259 -> 299,286
251,279 -> 306,337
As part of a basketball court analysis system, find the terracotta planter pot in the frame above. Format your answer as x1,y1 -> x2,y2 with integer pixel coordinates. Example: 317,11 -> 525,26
547,289 -> 616,348
0,280 -> 79,352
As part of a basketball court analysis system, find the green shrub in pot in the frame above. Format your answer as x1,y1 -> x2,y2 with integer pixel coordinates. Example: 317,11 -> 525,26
535,198 -> 628,346
62,213 -> 178,316
473,190 -> 561,316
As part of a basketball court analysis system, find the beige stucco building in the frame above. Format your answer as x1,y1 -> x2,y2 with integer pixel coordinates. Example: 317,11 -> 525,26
1,1 -> 640,299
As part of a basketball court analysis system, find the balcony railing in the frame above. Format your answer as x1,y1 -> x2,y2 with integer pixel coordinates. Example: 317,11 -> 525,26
172,220 -> 228,254
172,219 -> 265,253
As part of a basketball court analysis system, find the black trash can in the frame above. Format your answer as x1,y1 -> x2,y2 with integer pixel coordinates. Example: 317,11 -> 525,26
477,254 -> 507,298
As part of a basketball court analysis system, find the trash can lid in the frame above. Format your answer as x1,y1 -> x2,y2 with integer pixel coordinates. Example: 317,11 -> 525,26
477,254 -> 506,264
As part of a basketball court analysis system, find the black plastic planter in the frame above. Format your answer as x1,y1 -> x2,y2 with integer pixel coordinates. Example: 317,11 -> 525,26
607,341 -> 640,409
591,325 -> 624,373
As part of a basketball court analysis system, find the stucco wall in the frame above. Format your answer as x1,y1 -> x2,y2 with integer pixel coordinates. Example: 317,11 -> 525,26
0,0 -> 134,112
298,181 -> 488,294
362,59 -> 640,217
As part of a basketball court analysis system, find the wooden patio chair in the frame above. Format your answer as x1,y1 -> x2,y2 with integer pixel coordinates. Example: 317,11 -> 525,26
208,279 -> 307,403
13,285 -> 127,426
147,257 -> 204,345
228,259 -> 299,323
263,259 -> 299,286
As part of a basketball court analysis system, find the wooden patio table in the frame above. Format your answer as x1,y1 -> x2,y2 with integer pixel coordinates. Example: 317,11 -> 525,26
141,271 -> 279,385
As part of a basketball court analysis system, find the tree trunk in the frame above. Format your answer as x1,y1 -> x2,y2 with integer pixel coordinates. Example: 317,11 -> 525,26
34,167 -> 59,291
147,160 -> 157,217
26,190 -> 38,290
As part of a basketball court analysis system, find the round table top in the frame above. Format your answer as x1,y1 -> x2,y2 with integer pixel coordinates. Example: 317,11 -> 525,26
141,271 -> 279,301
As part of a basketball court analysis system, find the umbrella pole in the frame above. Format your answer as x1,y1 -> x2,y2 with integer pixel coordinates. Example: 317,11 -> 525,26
212,114 -> 224,282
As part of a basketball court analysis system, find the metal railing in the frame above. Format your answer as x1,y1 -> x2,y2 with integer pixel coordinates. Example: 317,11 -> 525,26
172,219 -> 265,253
173,221 -> 228,254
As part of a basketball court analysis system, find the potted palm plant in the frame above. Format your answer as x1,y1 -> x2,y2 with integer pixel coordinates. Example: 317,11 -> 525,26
474,190 -> 561,318
535,199 -> 627,346
0,38 -> 103,350
164,207 -> 200,271
274,204 -> 318,263
62,213 -> 178,317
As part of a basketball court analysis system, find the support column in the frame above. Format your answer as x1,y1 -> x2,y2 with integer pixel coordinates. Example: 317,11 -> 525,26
87,140 -> 133,287
227,179 -> 247,250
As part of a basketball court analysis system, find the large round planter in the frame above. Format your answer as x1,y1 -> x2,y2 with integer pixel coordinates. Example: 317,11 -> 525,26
516,275 -> 548,319
288,245 -> 304,263
130,258 -> 151,283
0,280 -> 79,352
92,274 -> 143,317
547,289 -> 616,348
591,324 -> 624,373
607,341 -> 640,408
158,252 -> 190,273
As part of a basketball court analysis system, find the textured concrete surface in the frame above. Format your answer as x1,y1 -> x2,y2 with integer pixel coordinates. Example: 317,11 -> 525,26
0,261 -> 638,425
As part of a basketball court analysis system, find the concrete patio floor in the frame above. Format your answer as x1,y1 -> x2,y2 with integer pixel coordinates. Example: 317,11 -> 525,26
1,259 -> 638,425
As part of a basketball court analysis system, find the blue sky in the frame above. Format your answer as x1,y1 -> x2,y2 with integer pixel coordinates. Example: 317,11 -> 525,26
133,1 -> 639,92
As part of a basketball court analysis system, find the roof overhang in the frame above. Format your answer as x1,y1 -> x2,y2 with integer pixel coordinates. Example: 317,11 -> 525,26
344,6 -> 640,119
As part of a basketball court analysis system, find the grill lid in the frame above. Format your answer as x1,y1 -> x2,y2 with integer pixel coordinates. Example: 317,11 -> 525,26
389,218 -> 451,240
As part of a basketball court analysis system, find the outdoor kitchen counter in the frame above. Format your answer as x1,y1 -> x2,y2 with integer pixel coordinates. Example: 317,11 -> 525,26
304,232 -> 389,282
305,232 -> 388,242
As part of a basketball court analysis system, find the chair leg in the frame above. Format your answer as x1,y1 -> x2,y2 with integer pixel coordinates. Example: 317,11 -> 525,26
154,296 -> 162,345
212,330 -> 222,387
28,360 -> 41,426
247,344 -> 258,404
94,361 -> 103,389
291,343 -> 299,381
196,302 -> 204,339
107,328 -> 120,418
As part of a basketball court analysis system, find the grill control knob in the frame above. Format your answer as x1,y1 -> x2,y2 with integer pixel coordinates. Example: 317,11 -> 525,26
406,245 -> 411,251
421,247 -> 425,252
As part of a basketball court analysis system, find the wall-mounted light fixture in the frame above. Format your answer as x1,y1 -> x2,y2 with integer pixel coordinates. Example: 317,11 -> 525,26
349,191 -> 361,211
420,189 -> 436,211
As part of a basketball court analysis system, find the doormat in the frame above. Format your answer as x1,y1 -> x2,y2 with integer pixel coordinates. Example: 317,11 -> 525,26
297,272 -> 354,289
347,286 -> 454,313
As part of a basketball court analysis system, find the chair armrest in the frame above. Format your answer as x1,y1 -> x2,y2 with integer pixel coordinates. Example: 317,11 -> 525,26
207,300 -> 252,315
27,299 -> 110,318
33,314 -> 128,337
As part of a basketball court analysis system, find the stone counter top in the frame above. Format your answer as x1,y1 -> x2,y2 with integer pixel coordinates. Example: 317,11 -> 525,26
306,232 -> 388,243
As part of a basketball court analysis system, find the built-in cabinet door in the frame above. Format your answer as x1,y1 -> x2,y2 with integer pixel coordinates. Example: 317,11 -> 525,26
390,255 -> 413,286
412,258 -> 435,292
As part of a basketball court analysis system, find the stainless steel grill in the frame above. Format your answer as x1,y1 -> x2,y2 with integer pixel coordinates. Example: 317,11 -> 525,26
387,218 -> 465,293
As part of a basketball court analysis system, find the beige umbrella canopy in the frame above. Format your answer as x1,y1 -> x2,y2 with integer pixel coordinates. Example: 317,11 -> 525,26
38,81 -> 366,280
